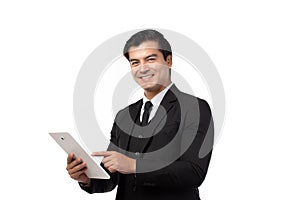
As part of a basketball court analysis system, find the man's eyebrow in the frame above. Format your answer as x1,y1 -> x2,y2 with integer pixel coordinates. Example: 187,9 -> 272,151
145,54 -> 158,59
129,54 -> 158,62
129,58 -> 139,62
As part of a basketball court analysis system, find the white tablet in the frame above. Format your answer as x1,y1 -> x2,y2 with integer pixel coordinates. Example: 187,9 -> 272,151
49,132 -> 110,179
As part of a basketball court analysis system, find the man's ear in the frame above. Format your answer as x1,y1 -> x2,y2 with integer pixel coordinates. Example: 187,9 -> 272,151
167,55 -> 172,67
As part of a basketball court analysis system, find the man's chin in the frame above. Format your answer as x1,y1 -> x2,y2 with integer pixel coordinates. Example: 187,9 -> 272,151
141,84 -> 156,91
142,86 -> 155,92
141,84 -> 165,93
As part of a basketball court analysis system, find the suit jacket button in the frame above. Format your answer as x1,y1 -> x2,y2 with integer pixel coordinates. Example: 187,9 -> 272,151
135,152 -> 140,156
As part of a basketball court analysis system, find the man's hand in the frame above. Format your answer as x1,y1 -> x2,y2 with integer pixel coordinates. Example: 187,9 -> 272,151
92,151 -> 136,174
66,153 -> 90,185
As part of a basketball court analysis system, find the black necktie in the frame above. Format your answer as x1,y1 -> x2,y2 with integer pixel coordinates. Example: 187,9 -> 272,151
140,101 -> 153,126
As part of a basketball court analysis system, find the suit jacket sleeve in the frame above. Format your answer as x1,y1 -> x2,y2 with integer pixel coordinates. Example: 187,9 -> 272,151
79,122 -> 119,194
136,99 -> 214,189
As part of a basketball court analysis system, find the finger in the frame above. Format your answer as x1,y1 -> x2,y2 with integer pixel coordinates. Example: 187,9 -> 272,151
101,155 -> 114,164
67,157 -> 83,170
69,161 -> 87,175
109,169 -> 117,173
70,167 -> 87,180
108,167 -> 117,173
91,151 -> 112,156
103,160 -> 114,169
67,153 -> 74,164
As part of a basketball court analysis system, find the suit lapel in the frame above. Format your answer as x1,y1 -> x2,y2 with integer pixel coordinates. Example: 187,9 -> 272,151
153,85 -> 179,125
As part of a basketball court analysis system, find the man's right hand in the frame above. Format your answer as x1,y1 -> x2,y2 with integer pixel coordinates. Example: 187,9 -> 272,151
66,153 -> 90,185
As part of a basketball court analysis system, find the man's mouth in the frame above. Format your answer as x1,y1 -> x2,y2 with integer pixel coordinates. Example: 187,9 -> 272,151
139,74 -> 154,79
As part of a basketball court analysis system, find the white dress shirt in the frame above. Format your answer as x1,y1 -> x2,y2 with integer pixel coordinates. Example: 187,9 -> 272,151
140,83 -> 173,123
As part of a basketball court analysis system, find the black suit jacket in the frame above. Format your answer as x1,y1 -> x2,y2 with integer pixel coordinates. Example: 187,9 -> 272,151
80,85 -> 214,200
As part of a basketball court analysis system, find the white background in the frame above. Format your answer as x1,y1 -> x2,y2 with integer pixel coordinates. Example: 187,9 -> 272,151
1,0 -> 299,199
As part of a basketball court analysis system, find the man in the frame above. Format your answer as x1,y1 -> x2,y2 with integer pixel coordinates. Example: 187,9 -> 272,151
66,29 -> 214,200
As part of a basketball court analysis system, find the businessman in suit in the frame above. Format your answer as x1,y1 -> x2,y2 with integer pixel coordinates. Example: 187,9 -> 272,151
66,29 -> 214,200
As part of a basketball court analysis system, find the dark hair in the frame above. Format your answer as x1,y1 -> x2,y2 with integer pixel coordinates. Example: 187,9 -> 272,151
123,29 -> 172,61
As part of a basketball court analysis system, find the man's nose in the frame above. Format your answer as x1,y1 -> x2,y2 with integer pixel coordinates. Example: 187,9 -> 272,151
139,64 -> 150,72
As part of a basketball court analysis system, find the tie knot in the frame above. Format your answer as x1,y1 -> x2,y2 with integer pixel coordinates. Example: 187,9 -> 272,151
144,101 -> 153,111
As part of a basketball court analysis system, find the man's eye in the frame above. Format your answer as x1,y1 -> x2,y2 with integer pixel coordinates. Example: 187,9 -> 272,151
131,62 -> 138,66
147,58 -> 156,62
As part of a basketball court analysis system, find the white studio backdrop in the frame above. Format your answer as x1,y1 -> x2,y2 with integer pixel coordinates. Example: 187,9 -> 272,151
0,1 -> 299,200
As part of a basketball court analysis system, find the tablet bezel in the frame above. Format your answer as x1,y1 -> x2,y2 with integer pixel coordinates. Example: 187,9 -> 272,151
49,132 -> 110,179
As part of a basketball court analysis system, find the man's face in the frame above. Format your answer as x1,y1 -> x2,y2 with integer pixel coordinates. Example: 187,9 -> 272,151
128,41 -> 172,94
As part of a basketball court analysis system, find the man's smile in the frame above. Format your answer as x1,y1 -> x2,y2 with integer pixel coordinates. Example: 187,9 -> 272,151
138,74 -> 154,80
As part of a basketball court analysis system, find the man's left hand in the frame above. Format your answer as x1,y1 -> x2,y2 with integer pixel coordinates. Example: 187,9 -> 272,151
92,151 -> 136,174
